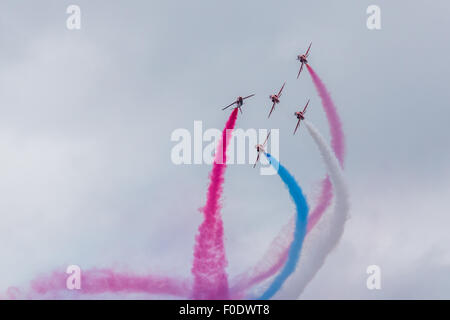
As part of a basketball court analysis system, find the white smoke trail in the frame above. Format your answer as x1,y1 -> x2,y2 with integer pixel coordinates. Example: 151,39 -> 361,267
274,121 -> 350,299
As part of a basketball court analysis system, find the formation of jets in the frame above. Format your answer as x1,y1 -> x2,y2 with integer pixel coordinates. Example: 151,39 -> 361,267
220,43 -> 313,168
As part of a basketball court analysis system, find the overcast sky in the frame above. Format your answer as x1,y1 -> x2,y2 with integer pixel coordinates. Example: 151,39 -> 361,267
0,0 -> 449,299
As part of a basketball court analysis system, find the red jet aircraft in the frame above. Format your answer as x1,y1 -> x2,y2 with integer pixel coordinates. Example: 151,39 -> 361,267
222,94 -> 255,113
293,99 -> 310,135
253,131 -> 271,168
296,42 -> 312,79
268,82 -> 286,118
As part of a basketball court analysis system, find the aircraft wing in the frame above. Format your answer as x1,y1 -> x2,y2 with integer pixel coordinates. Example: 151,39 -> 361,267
268,102 -> 276,118
306,42 -> 312,56
253,153 -> 260,168
263,130 -> 271,146
297,63 -> 304,79
293,119 -> 301,135
222,101 -> 237,110
303,99 -> 310,113
278,82 -> 286,97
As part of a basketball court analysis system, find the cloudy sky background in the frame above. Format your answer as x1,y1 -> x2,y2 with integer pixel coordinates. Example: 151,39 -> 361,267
0,0 -> 449,299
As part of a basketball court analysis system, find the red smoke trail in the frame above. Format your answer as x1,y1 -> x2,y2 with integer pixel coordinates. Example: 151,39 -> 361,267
4,109 -> 238,300
231,65 -> 345,296
191,108 -> 238,300
305,64 -> 345,231
4,270 -> 190,299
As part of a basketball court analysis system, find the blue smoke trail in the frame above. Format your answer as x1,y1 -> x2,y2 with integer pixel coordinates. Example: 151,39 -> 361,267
258,153 -> 309,300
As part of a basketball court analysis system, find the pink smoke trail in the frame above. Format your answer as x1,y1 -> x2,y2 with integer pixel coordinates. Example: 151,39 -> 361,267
4,109 -> 238,301
306,64 -> 345,230
231,64 -> 345,296
191,108 -> 238,300
3,269 -> 190,299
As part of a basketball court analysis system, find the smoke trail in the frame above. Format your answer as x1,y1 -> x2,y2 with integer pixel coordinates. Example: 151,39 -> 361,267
4,269 -> 191,299
231,64 -> 345,295
306,65 -> 345,165
274,120 -> 349,299
257,153 -> 309,300
191,108 -> 238,300
306,64 -> 345,230
4,109 -> 238,300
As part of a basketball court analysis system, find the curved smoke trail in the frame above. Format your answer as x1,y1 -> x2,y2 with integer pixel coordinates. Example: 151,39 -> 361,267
2,67 -> 344,300
232,64 -> 345,294
274,120 -> 349,299
5,109 -> 239,300
4,109 -> 238,300
256,153 -> 309,300
306,64 -> 345,230
191,108 -> 238,300
4,269 -> 190,299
